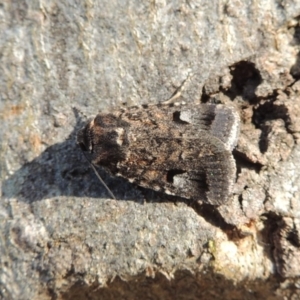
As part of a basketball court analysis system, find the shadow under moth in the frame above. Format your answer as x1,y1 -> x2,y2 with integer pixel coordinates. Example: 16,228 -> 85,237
77,102 -> 240,205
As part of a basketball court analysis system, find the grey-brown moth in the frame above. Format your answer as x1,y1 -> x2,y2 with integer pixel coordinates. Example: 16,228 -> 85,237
77,102 -> 240,205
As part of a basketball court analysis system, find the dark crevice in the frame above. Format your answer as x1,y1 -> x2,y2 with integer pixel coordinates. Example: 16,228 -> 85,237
227,61 -> 263,103
290,51 -> 300,80
291,21 -> 300,45
252,99 -> 292,153
258,126 -> 270,154
200,86 -> 210,103
201,60 -> 263,104
238,194 -> 244,208
286,227 -> 300,248
252,98 -> 289,127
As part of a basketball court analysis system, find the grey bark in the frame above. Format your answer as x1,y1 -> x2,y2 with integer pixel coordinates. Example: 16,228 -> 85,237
1,0 -> 300,299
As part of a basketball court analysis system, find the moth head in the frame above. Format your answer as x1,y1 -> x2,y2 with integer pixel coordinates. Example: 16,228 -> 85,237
77,114 -> 129,167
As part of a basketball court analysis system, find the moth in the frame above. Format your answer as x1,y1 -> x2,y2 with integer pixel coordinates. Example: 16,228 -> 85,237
77,102 -> 240,205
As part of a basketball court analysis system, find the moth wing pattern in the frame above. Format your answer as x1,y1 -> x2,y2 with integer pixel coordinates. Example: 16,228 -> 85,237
119,103 -> 240,151
77,103 -> 240,205
116,133 -> 236,205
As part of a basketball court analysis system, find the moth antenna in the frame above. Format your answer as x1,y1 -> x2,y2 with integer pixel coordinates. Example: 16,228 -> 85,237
80,150 -> 117,200
163,72 -> 194,104
163,51 -> 223,105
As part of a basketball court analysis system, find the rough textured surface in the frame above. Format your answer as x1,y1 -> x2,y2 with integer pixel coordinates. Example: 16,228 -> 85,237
1,0 -> 300,299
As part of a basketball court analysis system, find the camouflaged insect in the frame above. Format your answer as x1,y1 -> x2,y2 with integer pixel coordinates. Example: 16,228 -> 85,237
77,102 -> 240,205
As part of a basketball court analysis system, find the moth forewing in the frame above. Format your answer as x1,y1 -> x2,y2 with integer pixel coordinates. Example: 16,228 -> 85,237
77,103 -> 240,205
